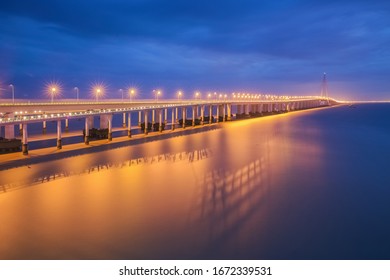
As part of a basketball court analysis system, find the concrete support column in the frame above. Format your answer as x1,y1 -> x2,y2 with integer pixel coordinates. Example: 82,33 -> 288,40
171,109 -> 175,131
144,110 -> 149,135
201,105 -> 205,125
216,105 -> 220,123
259,104 -> 263,114
159,109 -> 163,132
227,104 -> 232,121
5,125 -> 14,139
192,106 -> 196,126
152,110 -> 155,125
182,107 -> 186,129
84,117 -> 90,145
108,115 -> 113,141
19,123 -> 22,136
127,112 -> 132,138
22,123 -> 28,155
175,107 -> 179,123
164,108 -> 168,124
65,118 -> 69,131
43,121 -> 47,134
57,120 -> 62,149
138,111 -> 142,126
209,105 -> 213,124
223,104 -> 226,121
122,113 -> 126,128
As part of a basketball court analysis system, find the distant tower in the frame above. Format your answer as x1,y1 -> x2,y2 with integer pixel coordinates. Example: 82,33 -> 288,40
320,72 -> 330,105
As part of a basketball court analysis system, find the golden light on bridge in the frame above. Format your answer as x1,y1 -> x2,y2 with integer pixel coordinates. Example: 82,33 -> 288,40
90,82 -> 106,101
45,81 -> 62,103
128,88 -> 136,101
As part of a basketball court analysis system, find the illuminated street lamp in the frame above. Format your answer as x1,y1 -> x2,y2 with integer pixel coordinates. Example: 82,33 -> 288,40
195,92 -> 200,100
51,87 -> 56,103
177,91 -> 182,100
119,89 -> 124,101
129,88 -> 135,102
9,84 -> 14,104
95,88 -> 101,101
153,89 -> 161,101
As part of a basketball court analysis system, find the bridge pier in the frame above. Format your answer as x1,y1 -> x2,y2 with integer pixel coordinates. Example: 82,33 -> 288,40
42,121 -> 47,134
171,109 -> 175,131
127,112 -> 132,138
175,107 -> 179,123
22,123 -> 28,155
138,111 -> 142,127
227,103 -> 232,121
182,107 -> 186,129
122,112 -> 126,128
100,114 -> 113,141
164,108 -> 168,124
84,117 -> 90,145
152,110 -> 155,126
201,105 -> 204,125
159,109 -> 163,132
216,105 -> 220,123
144,110 -> 149,135
192,106 -> 196,126
209,105 -> 212,124
57,120 -> 62,149
65,118 -> 69,131
19,123 -> 22,136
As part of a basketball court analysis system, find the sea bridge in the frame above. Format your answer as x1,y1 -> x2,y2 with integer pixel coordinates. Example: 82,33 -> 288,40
0,96 -> 335,155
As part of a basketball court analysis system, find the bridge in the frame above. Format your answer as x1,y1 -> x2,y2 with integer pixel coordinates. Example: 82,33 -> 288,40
0,96 -> 335,155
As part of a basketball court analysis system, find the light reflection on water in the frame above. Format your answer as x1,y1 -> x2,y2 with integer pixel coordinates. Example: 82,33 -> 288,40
1,104 -> 390,259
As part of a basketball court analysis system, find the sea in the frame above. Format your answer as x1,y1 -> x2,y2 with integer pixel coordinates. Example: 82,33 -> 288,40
0,103 -> 390,260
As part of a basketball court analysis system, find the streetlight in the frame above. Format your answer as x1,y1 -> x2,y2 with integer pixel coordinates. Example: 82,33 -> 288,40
153,89 -> 161,101
95,88 -> 101,102
195,92 -> 200,100
9,84 -> 14,104
74,87 -> 79,102
177,91 -> 182,100
51,87 -> 56,103
119,89 -> 123,101
129,88 -> 135,102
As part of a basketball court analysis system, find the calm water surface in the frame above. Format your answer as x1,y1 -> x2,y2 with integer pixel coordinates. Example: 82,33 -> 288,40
1,104 -> 390,259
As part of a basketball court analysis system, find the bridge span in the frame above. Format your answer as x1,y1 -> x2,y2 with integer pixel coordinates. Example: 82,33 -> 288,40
0,96 -> 335,155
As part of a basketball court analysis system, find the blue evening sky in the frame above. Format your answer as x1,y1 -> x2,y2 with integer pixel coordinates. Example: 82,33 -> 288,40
0,0 -> 389,100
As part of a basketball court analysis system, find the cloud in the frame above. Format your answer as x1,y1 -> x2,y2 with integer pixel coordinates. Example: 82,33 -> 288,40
0,0 -> 389,99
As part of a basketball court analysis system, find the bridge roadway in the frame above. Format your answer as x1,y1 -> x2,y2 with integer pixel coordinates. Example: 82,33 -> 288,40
0,97 -> 333,155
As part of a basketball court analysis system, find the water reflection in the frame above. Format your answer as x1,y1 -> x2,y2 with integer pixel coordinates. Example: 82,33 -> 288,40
190,158 -> 269,252
2,105 -> 390,259
0,148 -> 213,193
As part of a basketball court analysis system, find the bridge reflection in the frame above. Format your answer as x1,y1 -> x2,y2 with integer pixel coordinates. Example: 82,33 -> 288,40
188,156 -> 270,257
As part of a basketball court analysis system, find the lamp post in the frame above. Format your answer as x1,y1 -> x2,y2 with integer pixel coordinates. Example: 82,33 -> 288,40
119,89 -> 123,101
177,91 -> 182,101
9,84 -> 14,104
74,87 -> 79,102
154,90 -> 161,102
51,87 -> 56,103
96,88 -> 101,102
129,89 -> 135,102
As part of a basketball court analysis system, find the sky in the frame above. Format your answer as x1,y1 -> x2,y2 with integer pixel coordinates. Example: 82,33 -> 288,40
0,0 -> 389,101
